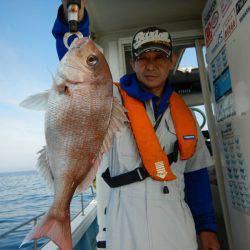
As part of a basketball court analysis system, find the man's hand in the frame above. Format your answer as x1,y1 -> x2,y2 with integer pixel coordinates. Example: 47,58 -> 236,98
200,231 -> 220,250
62,0 -> 87,22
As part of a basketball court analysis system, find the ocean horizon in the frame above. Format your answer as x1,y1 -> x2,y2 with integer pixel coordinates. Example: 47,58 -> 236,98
0,170 -> 36,175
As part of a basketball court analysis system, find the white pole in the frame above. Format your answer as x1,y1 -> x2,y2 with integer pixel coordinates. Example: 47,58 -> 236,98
195,39 -> 234,250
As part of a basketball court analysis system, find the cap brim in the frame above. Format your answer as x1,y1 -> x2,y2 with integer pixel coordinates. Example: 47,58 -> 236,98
135,45 -> 172,58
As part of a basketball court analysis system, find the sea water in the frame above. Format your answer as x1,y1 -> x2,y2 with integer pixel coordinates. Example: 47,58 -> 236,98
0,170 -> 94,250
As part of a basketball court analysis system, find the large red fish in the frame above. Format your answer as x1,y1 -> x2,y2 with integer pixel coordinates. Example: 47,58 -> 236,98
20,38 -> 127,249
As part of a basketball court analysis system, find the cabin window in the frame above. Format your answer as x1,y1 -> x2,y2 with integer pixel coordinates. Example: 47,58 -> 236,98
178,47 -> 198,69
124,44 -> 133,75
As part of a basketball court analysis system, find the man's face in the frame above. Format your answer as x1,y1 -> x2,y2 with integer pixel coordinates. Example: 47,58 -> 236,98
131,51 -> 175,90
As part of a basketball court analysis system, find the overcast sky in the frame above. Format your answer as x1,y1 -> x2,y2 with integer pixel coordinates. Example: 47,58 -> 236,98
0,1 -> 201,173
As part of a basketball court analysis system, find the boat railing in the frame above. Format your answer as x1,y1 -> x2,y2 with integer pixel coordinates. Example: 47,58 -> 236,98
0,186 -> 96,250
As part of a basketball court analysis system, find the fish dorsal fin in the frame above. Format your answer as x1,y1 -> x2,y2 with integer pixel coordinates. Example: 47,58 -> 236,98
76,97 -> 128,193
20,91 -> 50,111
36,146 -> 54,191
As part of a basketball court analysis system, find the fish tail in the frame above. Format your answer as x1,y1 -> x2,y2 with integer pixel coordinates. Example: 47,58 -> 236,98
20,208 -> 72,250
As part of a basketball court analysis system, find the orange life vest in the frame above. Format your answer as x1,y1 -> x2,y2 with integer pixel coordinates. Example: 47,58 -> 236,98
114,82 -> 198,182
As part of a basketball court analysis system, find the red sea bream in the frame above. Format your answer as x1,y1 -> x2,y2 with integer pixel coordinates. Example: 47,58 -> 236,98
20,38 -> 127,250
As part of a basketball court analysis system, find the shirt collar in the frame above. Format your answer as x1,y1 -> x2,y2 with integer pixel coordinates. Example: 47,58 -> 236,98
119,73 -> 173,118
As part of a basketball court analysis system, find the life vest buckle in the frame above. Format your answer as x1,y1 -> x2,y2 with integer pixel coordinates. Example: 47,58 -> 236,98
136,167 -> 147,181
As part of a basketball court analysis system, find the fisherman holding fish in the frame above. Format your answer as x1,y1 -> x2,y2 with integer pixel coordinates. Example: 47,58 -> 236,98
50,1 -> 220,249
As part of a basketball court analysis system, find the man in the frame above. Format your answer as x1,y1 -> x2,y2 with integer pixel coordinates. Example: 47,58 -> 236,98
53,1 -> 220,249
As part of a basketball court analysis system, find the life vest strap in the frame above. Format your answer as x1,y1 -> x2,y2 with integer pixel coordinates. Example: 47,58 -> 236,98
102,166 -> 149,188
102,141 -> 179,188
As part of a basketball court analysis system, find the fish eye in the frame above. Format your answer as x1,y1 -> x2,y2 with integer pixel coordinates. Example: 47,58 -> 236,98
86,54 -> 99,67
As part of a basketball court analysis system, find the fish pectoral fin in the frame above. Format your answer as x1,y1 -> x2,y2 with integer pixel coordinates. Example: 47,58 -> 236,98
36,146 -> 54,191
75,98 -> 128,194
19,91 -> 50,111
110,97 -> 129,128
20,209 -> 72,250
100,97 -> 128,155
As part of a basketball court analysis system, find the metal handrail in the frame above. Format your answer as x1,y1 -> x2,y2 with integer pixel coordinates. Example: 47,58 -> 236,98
0,188 -> 96,249
0,212 -> 45,239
